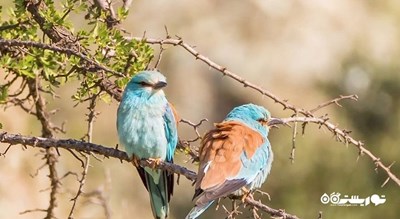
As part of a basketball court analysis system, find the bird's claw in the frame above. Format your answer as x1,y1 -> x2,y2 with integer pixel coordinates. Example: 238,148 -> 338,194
149,158 -> 163,169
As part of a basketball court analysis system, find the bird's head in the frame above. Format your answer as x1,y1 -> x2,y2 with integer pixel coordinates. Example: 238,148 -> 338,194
225,103 -> 283,135
125,70 -> 168,98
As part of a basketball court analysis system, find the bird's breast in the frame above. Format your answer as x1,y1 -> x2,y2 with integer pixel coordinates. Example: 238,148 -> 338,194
117,100 -> 168,160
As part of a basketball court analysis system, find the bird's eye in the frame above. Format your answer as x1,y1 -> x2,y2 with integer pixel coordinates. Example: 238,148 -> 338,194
136,81 -> 152,87
257,118 -> 268,126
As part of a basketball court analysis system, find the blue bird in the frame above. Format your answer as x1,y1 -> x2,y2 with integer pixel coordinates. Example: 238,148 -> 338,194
186,104 -> 282,219
117,71 -> 178,219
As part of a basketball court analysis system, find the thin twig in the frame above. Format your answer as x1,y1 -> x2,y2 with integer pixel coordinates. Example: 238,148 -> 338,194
0,20 -> 30,31
0,144 -> 12,157
122,0 -> 133,11
290,113 -> 298,163
308,95 -> 358,113
83,93 -> 100,142
180,118 -> 208,143
153,44 -> 165,70
68,155 -> 90,219
178,118 -> 208,161
19,208 -> 47,215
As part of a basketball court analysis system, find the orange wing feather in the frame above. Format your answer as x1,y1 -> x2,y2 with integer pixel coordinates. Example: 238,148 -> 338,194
197,121 -> 264,191
168,102 -> 180,125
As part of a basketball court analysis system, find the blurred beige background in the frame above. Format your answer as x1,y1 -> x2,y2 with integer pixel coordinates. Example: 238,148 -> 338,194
1,0 -> 400,218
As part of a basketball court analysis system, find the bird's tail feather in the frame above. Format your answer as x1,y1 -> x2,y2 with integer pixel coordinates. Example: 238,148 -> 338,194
185,201 -> 214,219
145,170 -> 171,219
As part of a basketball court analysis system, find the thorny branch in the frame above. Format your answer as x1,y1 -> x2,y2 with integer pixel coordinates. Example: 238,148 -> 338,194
125,35 -> 400,187
0,131 -> 298,219
280,116 -> 400,187
24,0 -> 77,45
1,1 -> 399,218
26,77 -> 59,219
2,36 -> 399,216
2,35 -> 399,218
10,7 -> 109,217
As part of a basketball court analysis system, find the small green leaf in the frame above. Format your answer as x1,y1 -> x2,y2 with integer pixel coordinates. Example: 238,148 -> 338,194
0,85 -> 8,103
100,93 -> 111,104
116,77 -> 130,88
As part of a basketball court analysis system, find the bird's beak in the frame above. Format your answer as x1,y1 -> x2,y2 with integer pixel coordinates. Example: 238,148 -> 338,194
267,118 -> 284,126
153,81 -> 167,89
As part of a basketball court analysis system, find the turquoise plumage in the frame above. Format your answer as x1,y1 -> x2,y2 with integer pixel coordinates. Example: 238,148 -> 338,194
186,104 -> 281,219
117,71 -> 178,219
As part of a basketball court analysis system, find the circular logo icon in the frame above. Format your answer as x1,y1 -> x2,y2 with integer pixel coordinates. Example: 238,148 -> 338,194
330,193 -> 341,204
321,193 -> 330,204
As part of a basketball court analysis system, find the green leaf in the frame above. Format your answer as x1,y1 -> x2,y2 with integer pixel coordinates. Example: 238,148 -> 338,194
0,85 -> 8,104
92,22 -> 99,38
116,77 -> 131,88
100,93 -> 111,104
117,7 -> 128,20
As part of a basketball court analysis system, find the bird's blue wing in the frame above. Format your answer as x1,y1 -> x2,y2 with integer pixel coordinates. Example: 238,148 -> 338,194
163,102 -> 178,162
150,101 -> 178,210
237,139 -> 270,187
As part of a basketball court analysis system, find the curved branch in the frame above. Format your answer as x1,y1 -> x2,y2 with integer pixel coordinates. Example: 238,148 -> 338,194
12,0 -> 397,189
0,131 -> 299,219
126,36 -> 400,187
2,37 -> 398,187
126,36 -> 299,112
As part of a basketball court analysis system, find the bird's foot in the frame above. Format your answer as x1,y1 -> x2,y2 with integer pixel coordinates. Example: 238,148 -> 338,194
131,155 -> 141,167
240,187 -> 253,202
148,157 -> 163,169
255,189 -> 271,201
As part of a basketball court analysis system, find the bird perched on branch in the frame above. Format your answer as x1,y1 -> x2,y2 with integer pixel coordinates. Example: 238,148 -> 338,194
186,104 -> 282,219
117,71 -> 178,219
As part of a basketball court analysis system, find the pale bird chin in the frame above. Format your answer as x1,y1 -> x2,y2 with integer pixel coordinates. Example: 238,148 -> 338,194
148,89 -> 164,99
